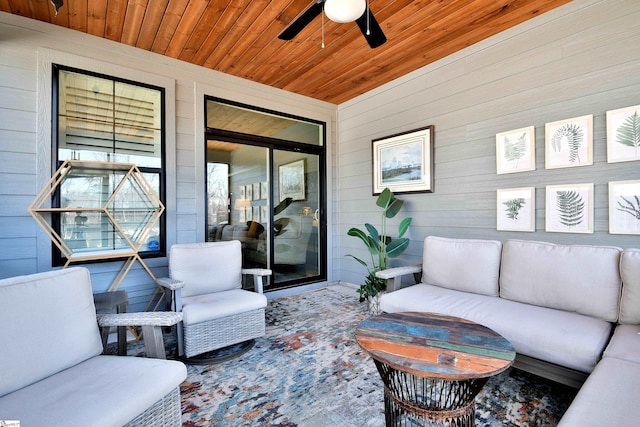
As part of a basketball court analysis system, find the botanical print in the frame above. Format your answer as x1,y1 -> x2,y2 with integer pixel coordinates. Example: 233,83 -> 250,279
497,187 -> 535,232
496,126 -> 535,174
607,105 -> 640,163
609,180 -> 640,235
546,184 -> 593,233
545,115 -> 593,169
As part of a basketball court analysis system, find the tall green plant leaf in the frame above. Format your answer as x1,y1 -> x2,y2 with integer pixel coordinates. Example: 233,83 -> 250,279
385,198 -> 404,218
398,217 -> 412,238
376,188 -> 393,210
386,238 -> 410,258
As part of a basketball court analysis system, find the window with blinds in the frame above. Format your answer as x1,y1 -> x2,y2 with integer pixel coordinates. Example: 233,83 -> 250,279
52,65 -> 166,264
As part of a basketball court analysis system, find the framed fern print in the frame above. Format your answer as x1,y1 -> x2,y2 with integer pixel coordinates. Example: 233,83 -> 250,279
607,105 -> 640,163
545,183 -> 594,233
609,180 -> 640,235
497,187 -> 535,232
545,115 -> 593,169
496,126 -> 535,174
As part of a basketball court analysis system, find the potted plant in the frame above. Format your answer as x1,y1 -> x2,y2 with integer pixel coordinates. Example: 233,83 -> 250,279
346,188 -> 412,313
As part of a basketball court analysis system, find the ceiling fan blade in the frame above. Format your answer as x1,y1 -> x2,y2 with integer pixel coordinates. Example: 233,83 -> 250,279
278,1 -> 324,41
355,8 -> 387,48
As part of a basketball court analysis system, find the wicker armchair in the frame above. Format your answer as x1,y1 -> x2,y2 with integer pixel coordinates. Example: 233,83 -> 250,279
158,240 -> 271,361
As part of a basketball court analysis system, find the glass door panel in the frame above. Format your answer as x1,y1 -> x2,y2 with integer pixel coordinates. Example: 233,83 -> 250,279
273,151 -> 320,285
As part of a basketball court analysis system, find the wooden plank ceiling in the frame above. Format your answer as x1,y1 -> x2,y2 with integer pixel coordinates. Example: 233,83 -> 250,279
1,0 -> 571,104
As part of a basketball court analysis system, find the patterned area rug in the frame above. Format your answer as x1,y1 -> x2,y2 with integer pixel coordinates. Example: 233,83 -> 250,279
172,286 -> 576,427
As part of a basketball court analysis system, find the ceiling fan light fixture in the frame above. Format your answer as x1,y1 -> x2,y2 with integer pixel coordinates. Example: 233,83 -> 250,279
324,0 -> 366,23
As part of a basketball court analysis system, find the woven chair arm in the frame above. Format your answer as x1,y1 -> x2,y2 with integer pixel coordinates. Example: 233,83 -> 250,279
242,268 -> 273,277
156,277 -> 185,290
97,312 -> 183,327
375,265 -> 422,280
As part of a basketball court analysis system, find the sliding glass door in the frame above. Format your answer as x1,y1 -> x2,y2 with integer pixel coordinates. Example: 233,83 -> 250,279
205,98 -> 325,291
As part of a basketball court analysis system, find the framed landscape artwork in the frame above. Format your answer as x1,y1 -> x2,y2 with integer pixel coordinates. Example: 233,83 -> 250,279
606,104 -> 640,163
372,126 -> 434,195
279,159 -> 306,201
609,180 -> 640,235
496,187 -> 535,232
545,115 -> 593,169
496,126 -> 536,174
545,183 -> 594,233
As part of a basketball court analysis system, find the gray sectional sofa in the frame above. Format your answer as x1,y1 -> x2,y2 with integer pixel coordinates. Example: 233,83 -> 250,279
378,236 -> 640,426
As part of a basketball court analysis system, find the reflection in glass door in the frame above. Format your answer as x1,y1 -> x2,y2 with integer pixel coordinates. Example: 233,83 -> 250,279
205,97 -> 325,292
273,151 -> 320,284
206,141 -> 324,290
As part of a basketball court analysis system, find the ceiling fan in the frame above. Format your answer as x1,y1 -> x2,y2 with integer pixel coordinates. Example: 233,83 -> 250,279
278,0 -> 387,49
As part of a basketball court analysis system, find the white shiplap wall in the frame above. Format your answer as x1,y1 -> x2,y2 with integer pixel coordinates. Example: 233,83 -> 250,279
0,12 -> 336,310
336,0 -> 640,286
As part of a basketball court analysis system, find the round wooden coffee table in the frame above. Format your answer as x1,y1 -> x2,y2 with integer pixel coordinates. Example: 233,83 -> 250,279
355,312 -> 515,427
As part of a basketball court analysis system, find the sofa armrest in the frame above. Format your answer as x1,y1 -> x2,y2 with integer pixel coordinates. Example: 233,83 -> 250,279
97,312 -> 183,327
156,277 -> 185,291
97,312 -> 182,359
375,265 -> 422,292
242,268 -> 273,294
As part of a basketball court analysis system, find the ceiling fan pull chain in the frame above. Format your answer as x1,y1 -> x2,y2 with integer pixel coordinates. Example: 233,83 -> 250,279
321,4 -> 325,48
366,0 -> 370,35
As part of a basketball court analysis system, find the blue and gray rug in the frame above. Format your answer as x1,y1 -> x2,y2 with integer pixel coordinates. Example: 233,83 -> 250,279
174,286 -> 576,427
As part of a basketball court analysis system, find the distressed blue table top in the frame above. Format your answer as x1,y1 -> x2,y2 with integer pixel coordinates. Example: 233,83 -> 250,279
356,312 -> 515,379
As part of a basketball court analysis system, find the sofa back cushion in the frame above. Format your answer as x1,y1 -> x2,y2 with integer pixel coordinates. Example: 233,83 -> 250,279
620,249 -> 640,325
500,240 -> 622,322
422,236 -> 502,296
0,267 -> 103,397
169,241 -> 242,297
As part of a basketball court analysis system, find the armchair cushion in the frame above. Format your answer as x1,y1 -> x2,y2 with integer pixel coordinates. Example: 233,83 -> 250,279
169,241 -> 242,297
182,289 -> 267,324
0,267 -> 103,397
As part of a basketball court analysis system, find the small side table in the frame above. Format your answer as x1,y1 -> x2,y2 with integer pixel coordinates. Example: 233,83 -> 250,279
93,291 -> 128,356
356,312 -> 515,427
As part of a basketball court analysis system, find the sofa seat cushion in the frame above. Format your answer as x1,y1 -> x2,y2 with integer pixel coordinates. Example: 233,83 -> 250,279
603,324 -> 640,363
557,357 -> 640,427
182,289 -> 267,325
0,355 -> 187,427
380,284 -> 612,372
500,240 -> 622,322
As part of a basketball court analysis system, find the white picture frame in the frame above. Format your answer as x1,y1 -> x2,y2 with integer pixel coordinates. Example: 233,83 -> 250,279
545,115 -> 593,169
607,104 -> 640,163
252,182 -> 260,201
260,181 -> 268,200
545,183 -> 594,233
372,126 -> 434,195
496,187 -> 535,232
609,180 -> 640,235
245,184 -> 253,201
496,126 -> 536,174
